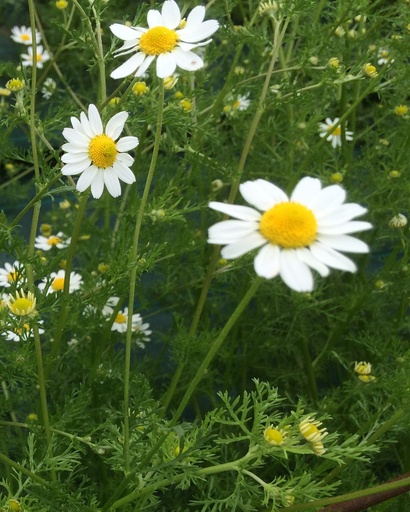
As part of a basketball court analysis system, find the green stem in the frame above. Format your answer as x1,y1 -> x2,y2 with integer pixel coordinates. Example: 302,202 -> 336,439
169,277 -> 262,426
123,81 -> 165,474
0,453 -> 53,489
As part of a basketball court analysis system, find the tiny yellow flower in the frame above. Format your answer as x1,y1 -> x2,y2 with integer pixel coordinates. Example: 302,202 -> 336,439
40,223 -> 52,236
362,63 -> 378,78
5,162 -> 15,172
59,199 -> 71,209
379,138 -> 389,146
6,78 -> 25,92
299,416 -> 328,443
55,0 -> 68,8
264,425 -> 285,445
234,66 -> 245,75
27,412 -> 38,421
358,374 -> 376,383
394,105 -> 408,116
374,279 -> 387,290
132,81 -> 149,96
354,361 -> 372,375
180,99 -> 192,112
174,91 -> 184,100
7,289 -> 37,316
389,170 -> 401,178
328,57 -> 340,68
108,97 -> 121,107
98,263 -> 109,273
8,499 -> 21,512
334,26 -> 345,37
0,87 -> 12,96
217,258 -> 228,267
330,172 -> 343,183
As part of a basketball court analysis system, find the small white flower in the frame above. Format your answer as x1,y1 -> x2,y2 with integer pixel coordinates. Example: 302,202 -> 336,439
61,104 -> 139,199
208,177 -> 372,292
41,77 -> 57,99
319,117 -> 353,148
38,269 -> 83,294
0,261 -> 25,288
103,297 -> 151,346
377,48 -> 394,66
11,26 -> 41,45
34,232 -> 70,251
21,45 -> 50,68
6,320 -> 44,342
110,0 -> 219,79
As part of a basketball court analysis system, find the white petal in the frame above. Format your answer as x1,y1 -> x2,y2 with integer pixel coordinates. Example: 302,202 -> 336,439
106,111 -> 128,140
162,0 -> 181,29
61,153 -> 90,165
88,104 -> 103,134
79,111 -> 95,138
116,152 -> 134,166
220,232 -> 266,259
319,221 -> 373,235
209,201 -> 261,221
61,142 -> 88,153
90,170 -> 105,199
185,5 -> 205,27
116,136 -> 139,152
110,23 -> 142,41
310,185 -> 346,216
76,166 -> 99,192
317,203 -> 368,225
254,244 -> 280,279
296,248 -> 330,277
177,20 -> 219,42
71,116 -> 88,137
156,52 -> 177,78
136,55 -> 155,76
279,250 -> 314,292
173,48 -> 203,71
316,234 -> 369,253
240,180 -> 288,211
291,177 -> 322,204
114,162 -> 136,184
111,53 -> 146,79
63,127 -> 90,145
310,242 -> 357,272
61,161 -> 90,175
208,220 -> 260,244
104,170 -> 122,198
147,9 -> 163,28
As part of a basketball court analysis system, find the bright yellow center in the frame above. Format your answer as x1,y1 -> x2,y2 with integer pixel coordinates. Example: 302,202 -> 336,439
88,134 -> 117,169
115,312 -> 127,324
139,26 -> 178,55
259,202 -> 317,248
52,277 -> 65,291
36,54 -> 42,62
11,298 -> 33,315
21,34 -> 30,41
7,271 -> 18,282
328,125 -> 341,136
47,236 -> 62,246
264,427 -> 284,445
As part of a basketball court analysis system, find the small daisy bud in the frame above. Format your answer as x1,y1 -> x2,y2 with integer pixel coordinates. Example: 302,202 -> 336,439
264,425 -> 285,445
8,499 -> 21,512
55,0 -> 68,8
328,57 -> 340,68
6,78 -> 25,92
362,63 -> 378,77
354,361 -> 372,375
299,416 -> 328,443
309,56 -> 319,65
27,413 -> 38,421
132,82 -> 149,96
180,99 -> 192,111
389,213 -> 407,228
394,105 -> 408,116
163,75 -> 179,89
211,179 -> 224,191
108,97 -> 121,107
389,170 -> 401,178
174,91 -> 184,100
358,374 -> 376,383
334,26 -> 345,37
0,88 -> 12,97
330,172 -> 343,183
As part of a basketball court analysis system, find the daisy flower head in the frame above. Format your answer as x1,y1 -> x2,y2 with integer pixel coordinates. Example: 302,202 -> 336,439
0,261 -> 25,288
109,0 -> 219,79
7,289 -> 37,316
34,232 -> 70,251
111,307 -> 143,334
21,45 -> 50,68
319,117 -> 353,148
61,104 -> 139,199
132,314 -> 152,348
208,177 -> 372,292
11,26 -> 41,45
38,269 -> 83,294
6,320 -> 45,342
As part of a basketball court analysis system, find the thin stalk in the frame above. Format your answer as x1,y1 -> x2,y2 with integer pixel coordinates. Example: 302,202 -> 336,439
123,81 -> 165,474
0,453 -> 53,489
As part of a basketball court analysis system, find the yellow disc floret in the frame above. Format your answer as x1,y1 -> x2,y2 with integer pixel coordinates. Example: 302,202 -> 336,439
7,290 -> 37,316
328,125 -> 341,136
47,236 -> 62,246
259,202 -> 317,248
88,135 -> 117,169
115,312 -> 127,324
139,26 -> 178,55
52,277 -> 65,291
264,426 -> 285,445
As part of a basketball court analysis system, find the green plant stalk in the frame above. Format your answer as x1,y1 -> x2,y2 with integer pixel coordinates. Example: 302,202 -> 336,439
162,18 -> 289,413
169,277 -> 262,426
123,81 -> 165,474
0,453 -> 53,489
93,4 -> 107,104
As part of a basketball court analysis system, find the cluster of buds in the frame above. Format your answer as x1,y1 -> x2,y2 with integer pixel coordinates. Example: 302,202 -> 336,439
354,361 -> 376,383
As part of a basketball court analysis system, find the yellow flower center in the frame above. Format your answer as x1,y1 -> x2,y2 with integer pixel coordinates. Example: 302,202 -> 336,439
7,271 -> 19,283
47,236 -> 62,246
328,125 -> 341,136
36,53 -> 42,62
21,34 -> 30,41
115,312 -> 127,324
264,427 -> 284,445
139,26 -> 178,56
259,202 -> 317,248
10,298 -> 33,315
52,277 -> 65,291
88,134 -> 117,169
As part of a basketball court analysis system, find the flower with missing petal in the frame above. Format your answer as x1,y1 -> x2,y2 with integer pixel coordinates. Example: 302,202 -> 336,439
0,261 -> 25,288
61,104 -> 139,198
6,320 -> 45,342
38,269 -> 83,294
34,232 -> 70,251
110,0 -> 219,79
208,177 -> 372,292
21,45 -> 50,68
7,290 -> 37,316
11,26 -> 41,45
319,117 -> 353,148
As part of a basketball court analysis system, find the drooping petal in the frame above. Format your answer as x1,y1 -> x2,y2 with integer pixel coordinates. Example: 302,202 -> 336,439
254,244 -> 280,279
208,220 -> 260,244
103,169 -> 122,198
279,250 -> 314,292
110,23 -> 142,41
162,0 -> 181,29
172,48 -> 203,71
296,248 -> 330,277
240,179 -> 288,211
135,55 -> 155,76
90,170 -> 105,199
156,52 -> 177,78
310,242 -> 357,272
61,143 -> 88,154
111,53 -> 146,79
87,104 -> 103,135
220,232 -> 266,259
61,152 -> 90,165
114,161 -> 136,184
61,160 -> 90,176
209,201 -> 261,221
116,136 -> 139,152
316,234 -> 369,253
105,111 -> 128,140
116,152 -> 134,167
76,166 -> 99,192
177,19 -> 219,42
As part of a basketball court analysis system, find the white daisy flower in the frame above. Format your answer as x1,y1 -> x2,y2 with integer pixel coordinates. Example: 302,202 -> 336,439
0,261 -> 25,288
11,26 -> 41,45
38,269 -> 83,294
41,77 -> 57,99
318,117 -> 353,148
6,320 -> 45,342
109,0 -> 219,79
34,232 -> 70,251
377,48 -> 394,66
21,45 -> 50,68
132,314 -> 152,348
208,177 -> 372,292
61,104 -> 139,199
103,297 -> 151,345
